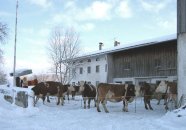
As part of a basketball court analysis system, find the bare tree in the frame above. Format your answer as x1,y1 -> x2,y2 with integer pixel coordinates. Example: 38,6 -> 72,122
0,22 -> 8,64
0,22 -> 8,84
0,22 -> 8,44
47,27 -> 81,84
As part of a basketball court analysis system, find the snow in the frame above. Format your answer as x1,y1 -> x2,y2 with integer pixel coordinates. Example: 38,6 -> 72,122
0,84 -> 186,130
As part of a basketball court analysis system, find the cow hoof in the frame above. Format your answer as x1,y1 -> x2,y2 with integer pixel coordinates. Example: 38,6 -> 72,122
47,100 -> 50,103
150,108 -> 153,110
105,111 -> 109,113
57,103 -> 60,105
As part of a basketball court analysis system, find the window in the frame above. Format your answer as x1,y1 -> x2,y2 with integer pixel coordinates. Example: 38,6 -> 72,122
87,81 -> 91,84
87,59 -> 91,62
124,62 -> 131,70
155,59 -> 161,68
87,66 -> 91,73
96,57 -> 100,61
167,59 -> 175,69
96,65 -> 100,73
105,64 -> 107,72
125,81 -> 133,84
115,81 -> 122,84
96,81 -> 99,87
80,68 -> 83,74
72,68 -> 76,74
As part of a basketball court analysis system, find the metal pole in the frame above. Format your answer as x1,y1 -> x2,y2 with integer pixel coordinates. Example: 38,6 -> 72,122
13,0 -> 18,86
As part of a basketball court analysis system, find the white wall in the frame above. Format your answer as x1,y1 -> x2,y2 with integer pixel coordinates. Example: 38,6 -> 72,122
71,54 -> 108,86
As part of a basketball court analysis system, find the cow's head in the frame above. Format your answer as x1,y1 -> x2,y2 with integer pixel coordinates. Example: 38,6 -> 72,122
155,80 -> 168,93
79,81 -> 85,92
126,84 -> 136,103
67,84 -> 74,92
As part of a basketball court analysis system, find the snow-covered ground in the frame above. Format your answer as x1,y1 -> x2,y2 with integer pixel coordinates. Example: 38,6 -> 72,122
0,85 -> 186,130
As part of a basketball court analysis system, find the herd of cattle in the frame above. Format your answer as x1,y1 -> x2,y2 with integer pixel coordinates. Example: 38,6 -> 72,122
31,80 -> 177,113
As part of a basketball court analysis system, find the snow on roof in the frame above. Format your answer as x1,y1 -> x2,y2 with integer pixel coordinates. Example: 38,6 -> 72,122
75,34 -> 177,60
9,69 -> 32,77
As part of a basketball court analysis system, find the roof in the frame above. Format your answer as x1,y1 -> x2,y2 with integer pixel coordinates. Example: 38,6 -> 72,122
74,34 -> 177,60
10,69 -> 32,77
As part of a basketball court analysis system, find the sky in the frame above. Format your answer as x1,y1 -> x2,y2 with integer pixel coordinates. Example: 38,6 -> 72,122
0,85 -> 186,130
0,0 -> 177,74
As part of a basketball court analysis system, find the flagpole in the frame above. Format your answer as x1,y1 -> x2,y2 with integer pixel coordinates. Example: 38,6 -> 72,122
13,0 -> 18,86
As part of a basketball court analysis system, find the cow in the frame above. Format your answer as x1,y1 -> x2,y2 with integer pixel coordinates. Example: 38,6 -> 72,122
156,80 -> 177,110
79,81 -> 96,109
31,82 -> 47,105
139,82 -> 167,110
31,81 -> 68,106
67,84 -> 80,100
96,83 -> 136,113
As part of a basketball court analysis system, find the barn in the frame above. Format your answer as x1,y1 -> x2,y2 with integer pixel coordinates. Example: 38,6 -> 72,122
69,34 -> 177,87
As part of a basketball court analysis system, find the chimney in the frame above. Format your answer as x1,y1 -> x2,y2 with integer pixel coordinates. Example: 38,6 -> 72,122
114,41 -> 120,47
99,42 -> 103,50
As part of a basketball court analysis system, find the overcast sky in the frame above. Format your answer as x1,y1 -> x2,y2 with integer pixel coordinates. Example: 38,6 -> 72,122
0,0 -> 177,74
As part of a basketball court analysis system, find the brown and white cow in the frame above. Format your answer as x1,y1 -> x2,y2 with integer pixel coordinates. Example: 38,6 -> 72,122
31,81 -> 68,106
156,80 -> 177,110
79,81 -> 96,109
96,83 -> 135,113
139,82 -> 167,110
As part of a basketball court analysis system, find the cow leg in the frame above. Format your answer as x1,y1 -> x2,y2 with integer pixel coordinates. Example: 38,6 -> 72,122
36,96 -> 39,103
94,97 -> 96,107
174,96 -> 178,109
163,98 -> 167,105
67,91 -> 70,101
96,98 -> 101,112
72,91 -> 75,100
171,94 -> 177,109
156,93 -> 161,105
102,99 -> 109,113
147,99 -> 153,110
157,99 -> 160,105
165,100 -> 169,110
42,96 -> 46,104
164,94 -> 169,110
123,100 -> 128,112
47,94 -> 50,103
33,96 -> 38,106
83,97 -> 88,109
144,97 -> 148,110
61,96 -> 64,106
56,97 -> 60,105
88,98 -> 91,109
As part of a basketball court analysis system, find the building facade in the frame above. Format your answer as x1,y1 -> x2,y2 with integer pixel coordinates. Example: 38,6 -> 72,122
70,34 -> 177,87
